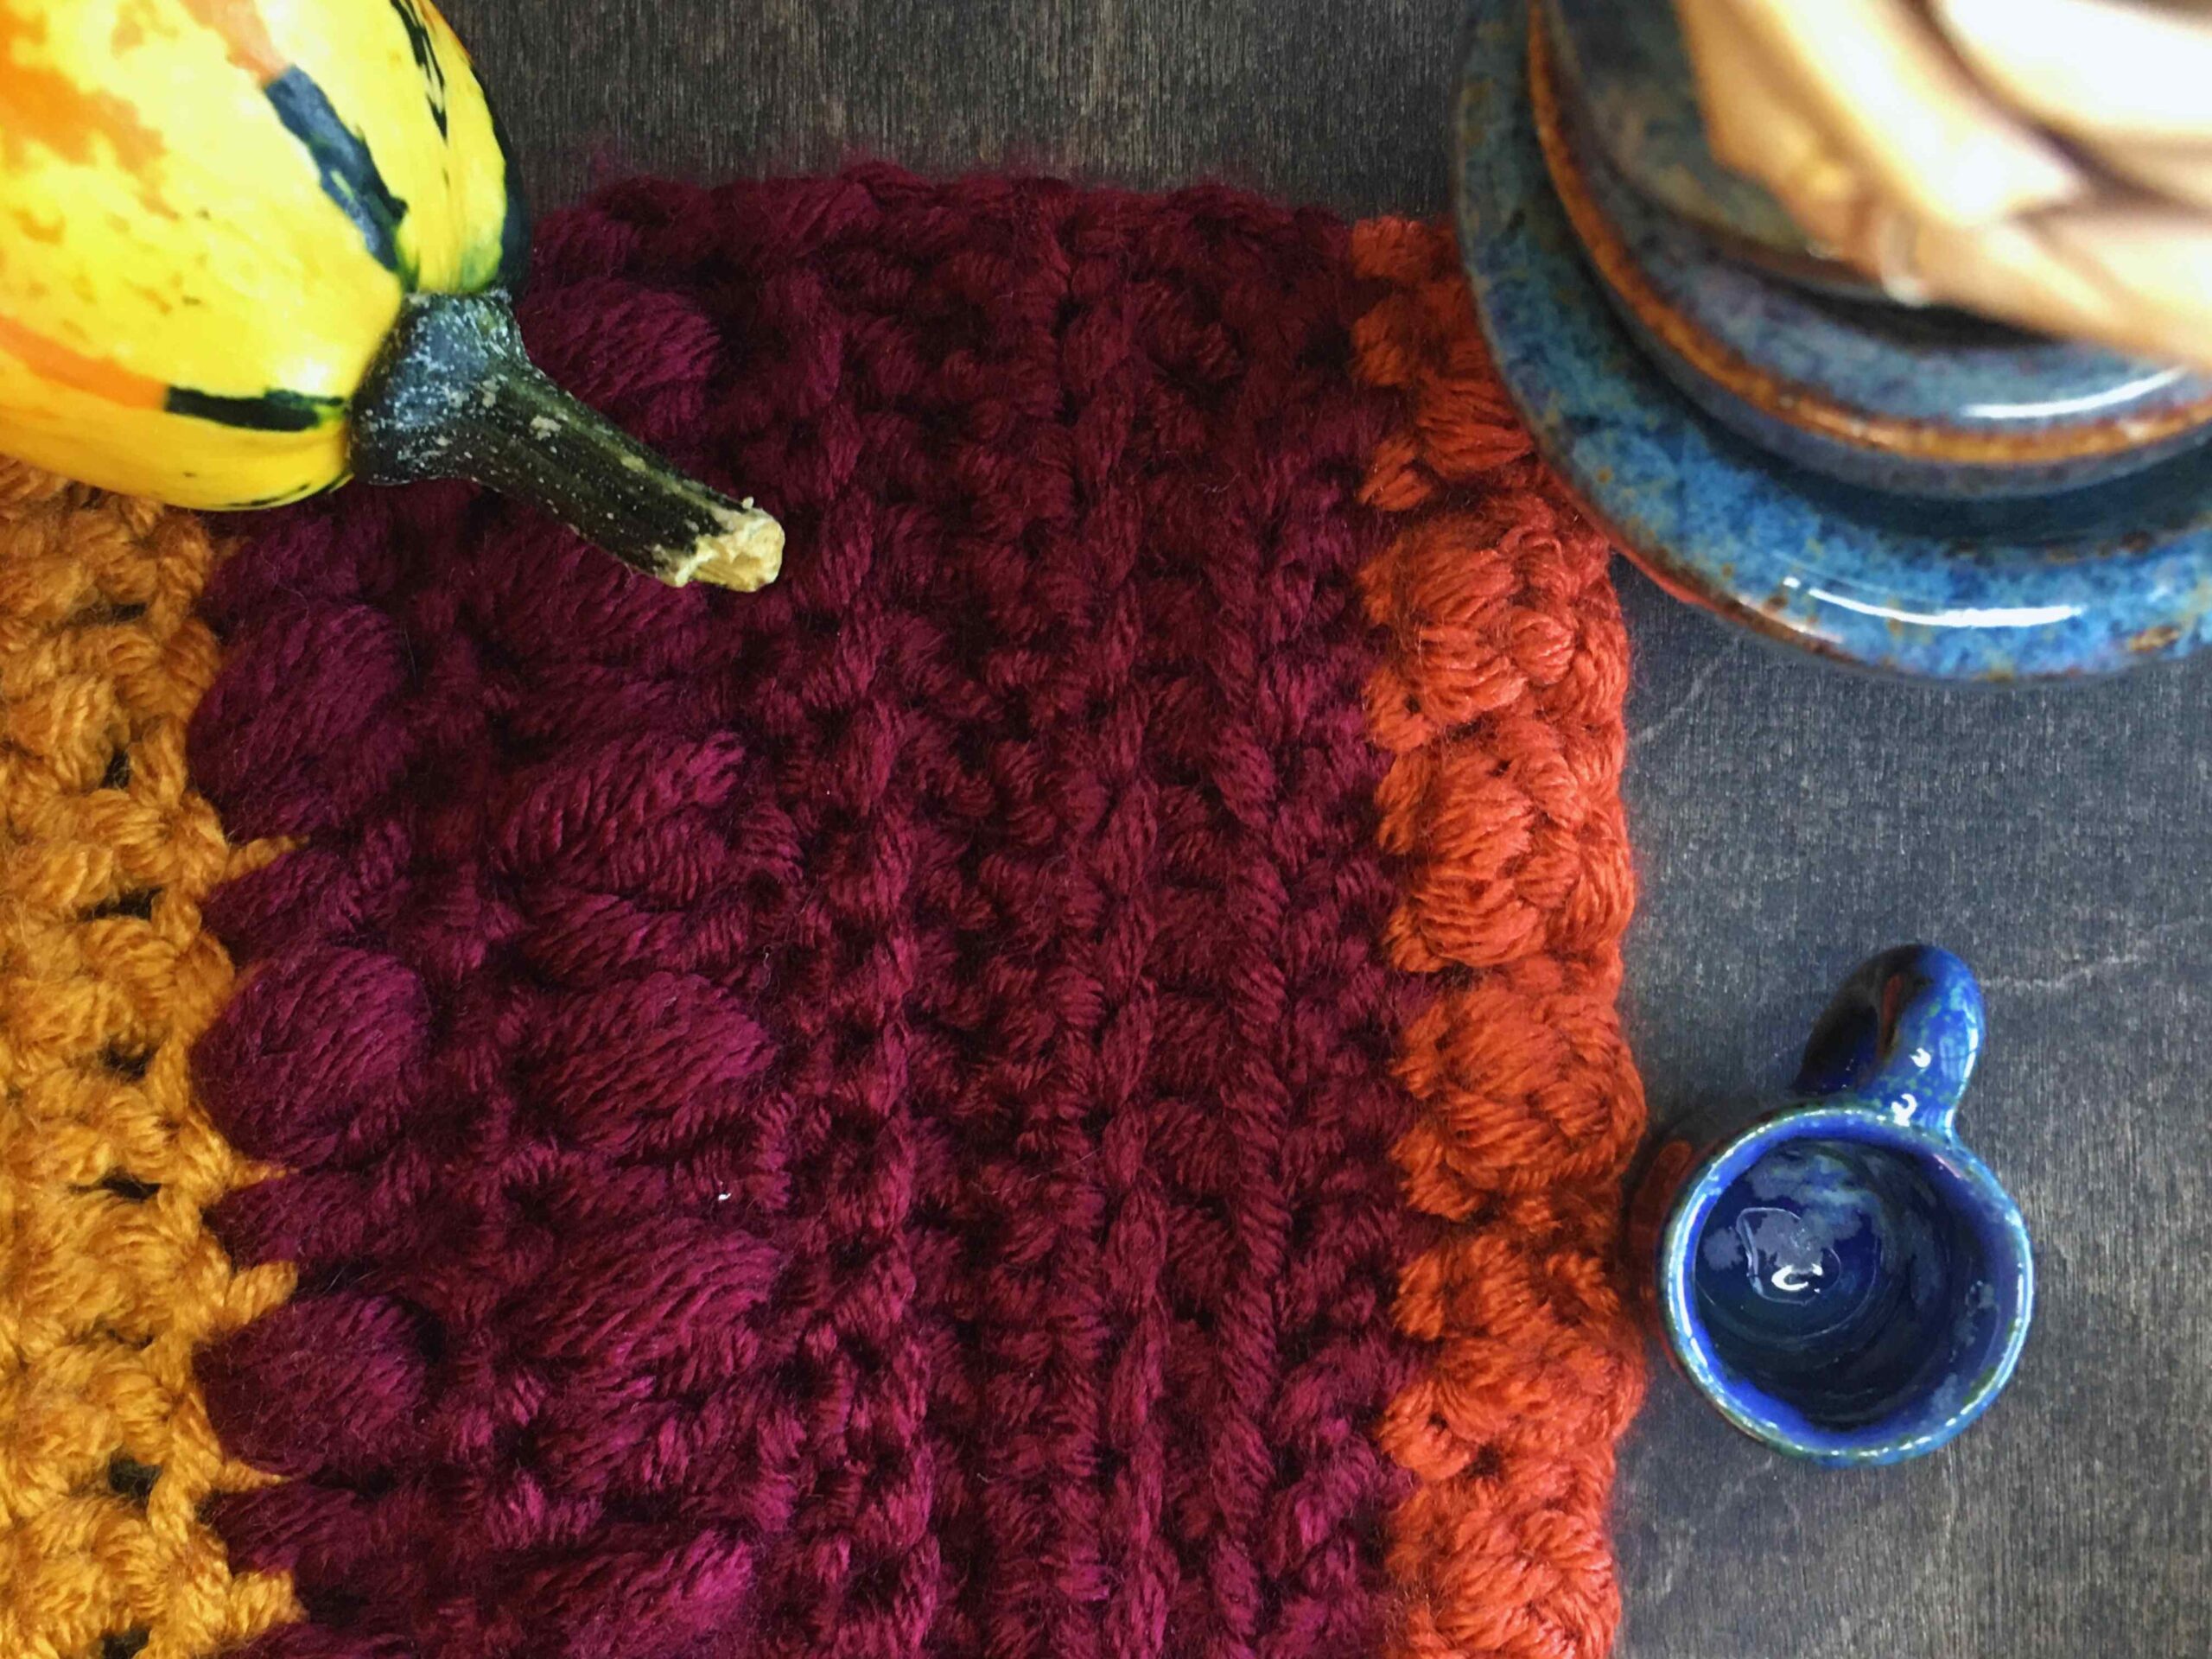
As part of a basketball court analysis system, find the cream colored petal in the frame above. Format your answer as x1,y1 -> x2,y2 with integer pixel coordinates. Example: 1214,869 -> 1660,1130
2101,141 -> 2212,211
2039,203 -> 2212,331
1675,0 -> 1871,251
1934,0 -> 2212,145
1906,218 -> 2136,339
1713,0 -> 2088,226
1675,0 -> 1819,177
1903,210 -> 2212,372
2082,137 -> 2212,212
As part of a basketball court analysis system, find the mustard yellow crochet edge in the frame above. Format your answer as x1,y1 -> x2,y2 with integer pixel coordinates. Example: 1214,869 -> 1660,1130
0,461 -> 298,1659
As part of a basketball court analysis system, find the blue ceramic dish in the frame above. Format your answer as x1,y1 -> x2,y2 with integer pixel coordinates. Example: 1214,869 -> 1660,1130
1651,947 -> 2033,1466
1541,7 -> 2212,500
1538,0 -> 1881,288
1539,0 -> 2212,500
1456,0 -> 2212,677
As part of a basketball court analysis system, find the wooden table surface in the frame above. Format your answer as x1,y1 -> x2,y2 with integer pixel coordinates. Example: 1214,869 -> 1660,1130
437,1 -> 2212,1654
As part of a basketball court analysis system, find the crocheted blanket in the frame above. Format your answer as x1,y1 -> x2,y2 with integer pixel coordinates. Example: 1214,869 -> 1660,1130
0,172 -> 1643,1659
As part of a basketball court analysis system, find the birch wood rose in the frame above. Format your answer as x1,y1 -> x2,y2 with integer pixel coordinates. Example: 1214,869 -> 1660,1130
1676,0 -> 2212,372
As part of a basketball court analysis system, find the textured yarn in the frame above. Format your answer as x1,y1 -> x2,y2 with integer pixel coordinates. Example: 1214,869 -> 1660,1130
1353,222 -> 1645,1659
0,171 -> 1645,1659
188,171 -> 1425,1659
0,462 -> 296,1659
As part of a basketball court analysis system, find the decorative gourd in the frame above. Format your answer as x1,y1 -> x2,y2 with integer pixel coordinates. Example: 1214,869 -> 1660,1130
0,0 -> 780,589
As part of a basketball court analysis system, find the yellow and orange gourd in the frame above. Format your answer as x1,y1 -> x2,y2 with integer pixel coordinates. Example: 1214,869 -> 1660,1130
0,0 -> 781,588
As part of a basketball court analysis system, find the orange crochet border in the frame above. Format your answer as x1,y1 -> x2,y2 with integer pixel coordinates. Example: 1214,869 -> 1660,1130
1353,219 -> 1648,1659
0,462 -> 297,1659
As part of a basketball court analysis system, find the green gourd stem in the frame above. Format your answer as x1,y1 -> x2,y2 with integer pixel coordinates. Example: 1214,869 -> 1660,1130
349,290 -> 781,590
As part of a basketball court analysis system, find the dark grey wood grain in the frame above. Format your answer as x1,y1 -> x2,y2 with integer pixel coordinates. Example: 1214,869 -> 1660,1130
448,0 -> 1455,219
435,1 -> 2212,1653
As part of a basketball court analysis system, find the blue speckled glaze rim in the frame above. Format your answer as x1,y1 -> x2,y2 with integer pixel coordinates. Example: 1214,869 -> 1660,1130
1656,1105 -> 2035,1467
1453,0 -> 2212,679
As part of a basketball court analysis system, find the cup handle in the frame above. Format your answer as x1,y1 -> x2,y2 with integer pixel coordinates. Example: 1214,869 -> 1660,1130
1793,944 -> 1985,1135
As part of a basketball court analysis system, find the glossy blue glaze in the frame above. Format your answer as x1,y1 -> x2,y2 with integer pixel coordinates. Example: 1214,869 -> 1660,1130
1654,947 -> 2033,1466
1455,0 -> 2212,677
1792,943 -> 1986,1133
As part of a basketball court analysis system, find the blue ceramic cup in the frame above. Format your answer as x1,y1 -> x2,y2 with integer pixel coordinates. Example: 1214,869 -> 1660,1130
1650,946 -> 2033,1465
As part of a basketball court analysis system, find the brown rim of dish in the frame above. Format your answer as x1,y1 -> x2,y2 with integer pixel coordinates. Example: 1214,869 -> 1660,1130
1526,9 -> 2212,468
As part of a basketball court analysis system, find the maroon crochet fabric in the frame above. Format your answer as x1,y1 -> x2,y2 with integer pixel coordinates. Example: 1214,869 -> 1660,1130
189,171 -> 1421,1659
